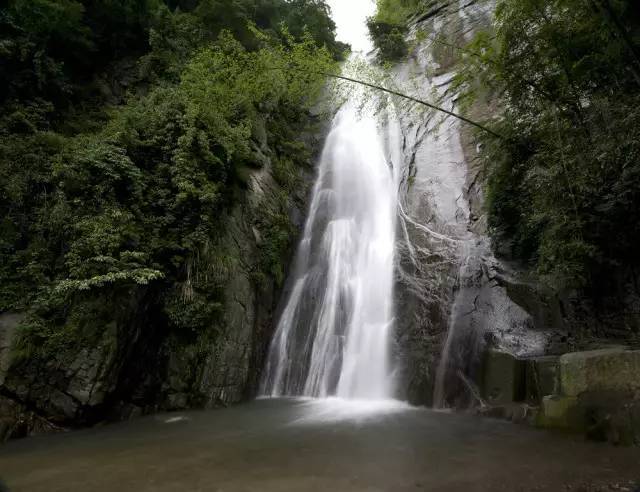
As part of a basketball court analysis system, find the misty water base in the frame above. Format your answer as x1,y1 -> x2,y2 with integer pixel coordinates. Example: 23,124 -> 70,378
1,399 -> 639,492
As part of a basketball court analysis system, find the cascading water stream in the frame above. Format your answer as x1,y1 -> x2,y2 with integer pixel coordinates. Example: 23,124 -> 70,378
259,0 -> 406,402
261,95 -> 401,400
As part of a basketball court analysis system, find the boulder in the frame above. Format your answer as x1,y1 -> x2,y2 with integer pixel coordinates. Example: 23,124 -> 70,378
578,390 -> 640,445
559,349 -> 640,397
537,391 -> 640,446
481,349 -> 526,405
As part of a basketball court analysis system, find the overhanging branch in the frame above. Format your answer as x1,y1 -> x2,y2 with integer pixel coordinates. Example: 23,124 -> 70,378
321,71 -> 504,139
271,66 -> 505,140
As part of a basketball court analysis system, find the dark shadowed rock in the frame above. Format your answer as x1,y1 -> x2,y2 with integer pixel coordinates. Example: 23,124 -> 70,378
481,349 -> 526,406
0,120 -> 321,440
525,356 -> 559,404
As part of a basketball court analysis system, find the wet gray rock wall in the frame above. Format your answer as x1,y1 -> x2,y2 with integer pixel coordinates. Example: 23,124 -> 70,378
390,1 -> 551,407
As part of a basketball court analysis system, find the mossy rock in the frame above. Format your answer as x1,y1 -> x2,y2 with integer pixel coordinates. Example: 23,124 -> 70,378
537,395 -> 584,431
534,349 -> 640,445
578,390 -> 640,446
559,349 -> 640,397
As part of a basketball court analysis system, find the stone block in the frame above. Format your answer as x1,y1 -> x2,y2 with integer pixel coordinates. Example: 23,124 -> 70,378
481,349 -> 526,405
537,395 -> 583,431
559,349 -> 640,397
525,356 -> 559,403
537,389 -> 640,445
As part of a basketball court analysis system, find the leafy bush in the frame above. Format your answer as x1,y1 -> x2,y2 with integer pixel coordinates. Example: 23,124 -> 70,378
374,0 -> 421,24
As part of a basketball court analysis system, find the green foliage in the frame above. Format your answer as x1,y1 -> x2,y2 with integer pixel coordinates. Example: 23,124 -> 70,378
367,0 -> 422,62
0,0 -> 161,110
456,0 -> 640,287
254,193 -> 295,287
275,0 -> 349,58
0,0 -> 339,356
165,292 -> 222,334
366,18 -> 408,62
374,0 -> 421,25
12,297 -> 118,360
140,0 -> 346,82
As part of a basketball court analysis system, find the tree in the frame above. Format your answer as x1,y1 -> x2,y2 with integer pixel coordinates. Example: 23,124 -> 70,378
456,0 -> 640,287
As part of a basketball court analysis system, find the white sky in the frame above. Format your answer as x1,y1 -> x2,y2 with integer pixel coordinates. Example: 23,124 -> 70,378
326,0 -> 376,53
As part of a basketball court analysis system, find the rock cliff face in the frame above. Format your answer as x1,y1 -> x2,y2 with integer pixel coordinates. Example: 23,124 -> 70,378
390,0 -> 639,409
0,122 -> 321,441
390,2 -> 547,407
387,2 -> 640,444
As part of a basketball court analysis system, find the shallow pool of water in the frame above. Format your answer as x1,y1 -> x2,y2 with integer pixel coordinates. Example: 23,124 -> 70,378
1,399 -> 638,491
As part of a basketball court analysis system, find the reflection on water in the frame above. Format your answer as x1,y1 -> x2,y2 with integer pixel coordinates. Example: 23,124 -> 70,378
289,397 -> 416,424
1,399 -> 638,492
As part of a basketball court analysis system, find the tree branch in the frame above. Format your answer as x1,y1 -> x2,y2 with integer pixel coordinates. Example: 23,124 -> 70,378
276,67 -> 505,140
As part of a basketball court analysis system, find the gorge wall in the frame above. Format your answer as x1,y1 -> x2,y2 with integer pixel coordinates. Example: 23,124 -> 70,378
0,124 -> 320,440
388,0 -> 544,407
383,0 -> 640,443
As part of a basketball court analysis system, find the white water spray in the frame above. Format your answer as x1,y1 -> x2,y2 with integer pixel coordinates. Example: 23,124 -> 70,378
260,0 -> 401,401
261,96 -> 400,399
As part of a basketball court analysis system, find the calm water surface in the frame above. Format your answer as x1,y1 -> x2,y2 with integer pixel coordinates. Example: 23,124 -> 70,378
1,399 -> 639,491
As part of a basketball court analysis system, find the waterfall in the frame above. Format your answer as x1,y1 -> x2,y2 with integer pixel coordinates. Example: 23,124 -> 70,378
261,0 -> 541,407
261,96 -> 400,399
259,0 -> 404,401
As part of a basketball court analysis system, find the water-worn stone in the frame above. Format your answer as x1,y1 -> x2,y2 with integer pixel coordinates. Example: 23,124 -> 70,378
66,322 -> 119,407
559,349 -> 640,397
157,119 -> 321,411
481,349 -> 526,405
0,304 -> 138,438
479,402 -> 538,424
